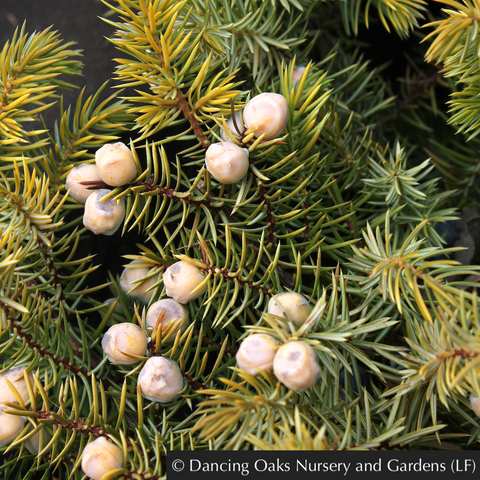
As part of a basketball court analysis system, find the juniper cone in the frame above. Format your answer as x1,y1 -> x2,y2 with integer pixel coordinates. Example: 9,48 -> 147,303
95,142 -> 137,187
162,261 -> 207,304
101,323 -> 148,365
83,189 -> 126,235
292,66 -> 307,85
119,260 -> 159,303
268,292 -> 312,327
65,163 -> 102,204
243,92 -> 289,139
146,298 -> 189,341
273,341 -> 321,392
220,112 -> 244,141
470,395 -> 480,418
138,356 -> 184,403
0,412 -> 24,448
205,142 -> 250,184
0,367 -> 34,407
236,333 -> 278,376
2,0 -> 480,477
81,437 -> 123,480
24,428 -> 52,455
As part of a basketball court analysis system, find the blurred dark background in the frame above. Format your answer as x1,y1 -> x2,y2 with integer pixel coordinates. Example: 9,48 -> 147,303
1,0 -> 118,127
0,0 -> 142,297
1,0 -> 437,123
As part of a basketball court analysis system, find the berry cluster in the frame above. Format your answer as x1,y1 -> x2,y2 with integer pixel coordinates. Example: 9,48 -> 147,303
101,260 -> 207,395
81,260 -> 207,478
65,142 -> 138,235
205,92 -> 289,184
236,292 -> 320,392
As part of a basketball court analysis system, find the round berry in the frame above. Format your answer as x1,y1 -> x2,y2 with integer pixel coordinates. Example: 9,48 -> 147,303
81,437 -> 123,480
101,323 -> 148,365
236,334 -> 278,376
220,112 -> 244,141
268,293 -> 311,327
0,410 -> 24,447
25,428 -> 52,455
273,341 -> 320,392
292,66 -> 306,85
65,164 -> 102,204
83,189 -> 125,236
138,356 -> 184,403
243,92 -> 289,140
104,297 -> 122,312
162,261 -> 207,304
95,142 -> 137,187
0,367 -> 33,407
120,260 -> 158,304
470,394 -> 480,418
205,142 -> 250,184
146,299 -> 189,342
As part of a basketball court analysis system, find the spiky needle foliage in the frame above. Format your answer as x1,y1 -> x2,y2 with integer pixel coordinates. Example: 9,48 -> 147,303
1,0 -> 480,478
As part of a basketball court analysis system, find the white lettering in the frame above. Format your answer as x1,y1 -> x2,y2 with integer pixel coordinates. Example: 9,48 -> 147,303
255,459 -> 267,472
190,459 -> 201,472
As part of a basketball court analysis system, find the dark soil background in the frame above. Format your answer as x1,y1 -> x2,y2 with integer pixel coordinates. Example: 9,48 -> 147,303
0,0 -> 426,129
1,0 -> 118,128
1,0 -> 147,296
